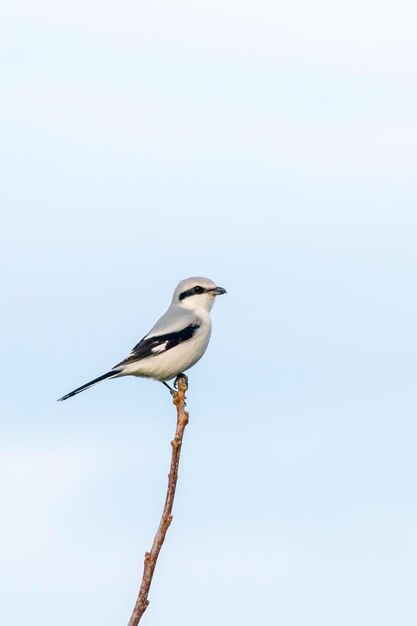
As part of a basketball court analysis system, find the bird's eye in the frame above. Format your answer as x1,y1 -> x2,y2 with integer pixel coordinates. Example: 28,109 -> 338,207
194,286 -> 204,294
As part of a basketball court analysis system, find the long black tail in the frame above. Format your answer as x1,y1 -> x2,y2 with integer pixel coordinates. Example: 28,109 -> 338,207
57,370 -> 121,401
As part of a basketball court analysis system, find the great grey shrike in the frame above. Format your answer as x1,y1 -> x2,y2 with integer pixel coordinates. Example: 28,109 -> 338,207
58,276 -> 226,401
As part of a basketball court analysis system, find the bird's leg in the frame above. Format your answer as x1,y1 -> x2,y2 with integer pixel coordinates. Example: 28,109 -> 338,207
174,373 -> 188,390
162,381 -> 176,396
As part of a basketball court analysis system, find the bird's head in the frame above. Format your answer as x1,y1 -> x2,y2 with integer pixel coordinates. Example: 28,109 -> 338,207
173,277 -> 227,312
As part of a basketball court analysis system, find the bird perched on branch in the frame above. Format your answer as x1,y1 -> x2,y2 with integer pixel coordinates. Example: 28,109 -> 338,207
58,276 -> 226,401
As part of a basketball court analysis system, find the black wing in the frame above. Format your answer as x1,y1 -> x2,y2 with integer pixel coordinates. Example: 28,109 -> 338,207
116,323 -> 201,367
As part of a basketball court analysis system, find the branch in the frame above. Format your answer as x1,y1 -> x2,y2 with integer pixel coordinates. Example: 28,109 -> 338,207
127,375 -> 190,626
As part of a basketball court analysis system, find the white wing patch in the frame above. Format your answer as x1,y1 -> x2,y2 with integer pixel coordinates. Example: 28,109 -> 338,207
151,341 -> 168,354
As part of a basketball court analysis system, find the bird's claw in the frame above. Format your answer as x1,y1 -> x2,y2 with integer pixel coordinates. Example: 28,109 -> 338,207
174,373 -> 188,390
162,375 -> 188,397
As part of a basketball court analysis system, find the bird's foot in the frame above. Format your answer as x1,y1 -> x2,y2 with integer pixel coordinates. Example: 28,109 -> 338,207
174,373 -> 188,391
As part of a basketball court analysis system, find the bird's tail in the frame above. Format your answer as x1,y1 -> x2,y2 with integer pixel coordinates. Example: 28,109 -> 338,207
57,369 -> 121,401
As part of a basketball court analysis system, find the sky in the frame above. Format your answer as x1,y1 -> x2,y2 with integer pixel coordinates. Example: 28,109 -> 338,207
1,1 -> 417,624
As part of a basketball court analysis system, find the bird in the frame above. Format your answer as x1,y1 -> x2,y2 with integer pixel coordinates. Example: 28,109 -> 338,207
58,276 -> 226,401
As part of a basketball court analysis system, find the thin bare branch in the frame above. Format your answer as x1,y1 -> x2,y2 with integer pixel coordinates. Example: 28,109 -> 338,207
127,375 -> 190,626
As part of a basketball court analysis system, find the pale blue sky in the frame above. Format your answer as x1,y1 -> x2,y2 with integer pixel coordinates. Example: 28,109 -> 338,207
1,2 -> 417,625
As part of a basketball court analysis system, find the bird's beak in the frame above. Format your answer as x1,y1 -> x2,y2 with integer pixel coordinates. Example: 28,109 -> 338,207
210,286 -> 227,296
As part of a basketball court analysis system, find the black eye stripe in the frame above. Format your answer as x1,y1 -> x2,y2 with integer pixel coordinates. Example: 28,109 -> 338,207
179,285 -> 207,300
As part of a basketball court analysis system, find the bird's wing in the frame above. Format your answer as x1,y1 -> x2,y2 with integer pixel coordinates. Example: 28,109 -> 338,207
145,304 -> 198,336
115,322 -> 201,367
